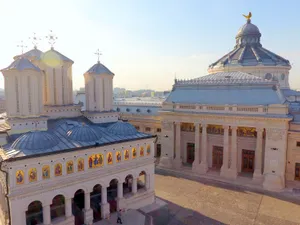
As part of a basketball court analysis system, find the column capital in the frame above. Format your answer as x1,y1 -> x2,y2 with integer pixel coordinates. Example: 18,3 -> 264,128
174,121 -> 181,125
256,127 -> 264,133
201,123 -> 207,128
230,125 -> 238,130
194,122 -> 200,127
223,124 -> 230,129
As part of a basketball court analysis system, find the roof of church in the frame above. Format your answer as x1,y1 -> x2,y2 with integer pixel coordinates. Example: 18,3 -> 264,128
86,61 -> 114,75
43,48 -> 74,63
166,72 -> 285,105
107,121 -> 138,136
3,117 -> 153,158
14,47 -> 43,60
1,57 -> 41,72
209,18 -> 290,69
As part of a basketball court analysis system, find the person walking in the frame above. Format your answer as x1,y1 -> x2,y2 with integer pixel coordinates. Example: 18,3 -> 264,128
117,209 -> 123,224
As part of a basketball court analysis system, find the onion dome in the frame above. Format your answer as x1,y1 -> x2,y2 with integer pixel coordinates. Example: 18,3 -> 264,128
1,57 -> 41,72
11,131 -> 59,151
86,61 -> 114,75
107,121 -> 138,136
66,123 -> 101,142
209,15 -> 290,70
13,47 -> 43,61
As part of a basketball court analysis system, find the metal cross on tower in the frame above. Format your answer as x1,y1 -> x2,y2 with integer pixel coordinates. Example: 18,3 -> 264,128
29,32 -> 41,49
46,30 -> 58,49
95,49 -> 102,63
17,40 -> 27,54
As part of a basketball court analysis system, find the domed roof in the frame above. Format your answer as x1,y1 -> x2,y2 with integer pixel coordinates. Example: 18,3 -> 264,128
209,17 -> 290,71
41,48 -> 73,67
1,57 -> 41,72
14,47 -> 43,60
66,123 -> 101,142
86,61 -> 114,75
107,121 -> 138,136
11,131 -> 59,151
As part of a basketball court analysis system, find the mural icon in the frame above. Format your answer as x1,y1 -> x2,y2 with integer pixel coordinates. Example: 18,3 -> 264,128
55,163 -> 62,176
66,161 -> 74,174
77,158 -> 84,172
107,152 -> 113,165
89,154 -> 104,168
16,170 -> 24,185
124,149 -> 129,160
42,165 -> 50,179
28,168 -> 37,182
132,148 -> 137,159
140,146 -> 144,157
116,151 -> 121,163
147,145 -> 151,155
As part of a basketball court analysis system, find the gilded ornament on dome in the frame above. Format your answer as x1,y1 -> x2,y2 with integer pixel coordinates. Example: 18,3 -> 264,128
146,145 -> 151,155
132,148 -> 137,159
88,154 -> 103,168
16,170 -> 24,185
77,158 -> 84,172
140,146 -> 144,157
28,168 -> 37,182
42,165 -> 50,179
66,161 -> 74,174
54,163 -> 62,176
107,152 -> 113,165
116,151 -> 122,163
124,149 -> 129,160
243,12 -> 252,20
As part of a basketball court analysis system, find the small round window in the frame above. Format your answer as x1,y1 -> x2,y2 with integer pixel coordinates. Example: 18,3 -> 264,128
265,73 -> 272,80
281,74 -> 285,80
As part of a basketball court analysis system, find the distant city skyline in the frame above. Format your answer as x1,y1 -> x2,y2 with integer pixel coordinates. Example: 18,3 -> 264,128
0,0 -> 299,91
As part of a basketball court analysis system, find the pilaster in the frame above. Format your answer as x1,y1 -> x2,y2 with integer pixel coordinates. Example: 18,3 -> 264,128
192,123 -> 201,171
43,205 -> 51,225
173,121 -> 182,168
227,125 -> 238,179
253,128 -> 264,180
198,123 -> 208,173
221,125 -> 229,177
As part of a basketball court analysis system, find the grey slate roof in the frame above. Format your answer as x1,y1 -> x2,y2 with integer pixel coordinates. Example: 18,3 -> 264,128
107,121 -> 138,136
1,57 -> 41,72
3,117 -> 152,158
42,48 -> 74,63
209,19 -> 290,69
166,72 -> 285,105
86,62 -> 114,75
14,48 -> 43,60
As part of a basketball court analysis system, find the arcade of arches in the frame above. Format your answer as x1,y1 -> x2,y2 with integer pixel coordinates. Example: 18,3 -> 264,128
25,171 -> 148,225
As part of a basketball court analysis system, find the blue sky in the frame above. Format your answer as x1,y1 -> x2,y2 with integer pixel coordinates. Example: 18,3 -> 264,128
0,0 -> 299,90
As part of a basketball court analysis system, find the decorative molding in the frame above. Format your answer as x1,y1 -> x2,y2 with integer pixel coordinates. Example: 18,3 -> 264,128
266,128 -> 286,141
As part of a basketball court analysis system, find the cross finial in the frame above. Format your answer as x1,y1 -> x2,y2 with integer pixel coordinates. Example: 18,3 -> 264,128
17,40 -> 27,54
29,32 -> 41,49
46,30 -> 58,49
95,49 -> 102,63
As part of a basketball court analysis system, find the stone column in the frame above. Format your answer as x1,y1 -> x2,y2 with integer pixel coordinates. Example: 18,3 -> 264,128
192,123 -> 200,171
132,178 -> 138,194
199,123 -> 208,173
117,181 -> 125,210
221,125 -> 229,177
65,198 -> 72,217
173,121 -> 182,168
83,192 -> 93,225
118,182 -> 123,198
43,205 -> 51,225
101,186 -> 110,219
254,128 -> 264,180
228,126 -> 238,179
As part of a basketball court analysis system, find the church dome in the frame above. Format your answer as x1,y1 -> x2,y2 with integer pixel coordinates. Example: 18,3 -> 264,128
107,121 -> 138,136
86,61 -> 114,75
1,57 -> 41,72
66,123 -> 101,142
11,131 -> 59,151
236,20 -> 261,38
14,47 -> 43,61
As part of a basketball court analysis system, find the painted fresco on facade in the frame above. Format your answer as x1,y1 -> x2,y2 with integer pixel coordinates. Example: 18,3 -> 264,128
28,168 -> 37,182
132,148 -> 137,159
88,154 -> 104,168
147,145 -> 151,155
237,127 -> 256,137
140,146 -> 144,156
77,158 -> 84,172
55,163 -> 62,176
16,170 -> 24,185
124,149 -> 129,160
116,151 -> 121,162
42,165 -> 50,179
207,125 -> 224,135
107,152 -> 113,165
66,161 -> 74,174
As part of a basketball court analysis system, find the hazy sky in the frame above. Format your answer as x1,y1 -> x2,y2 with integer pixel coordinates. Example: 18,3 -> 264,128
0,0 -> 299,91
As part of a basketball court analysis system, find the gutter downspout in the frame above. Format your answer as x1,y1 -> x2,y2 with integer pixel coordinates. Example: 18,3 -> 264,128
0,161 -> 11,225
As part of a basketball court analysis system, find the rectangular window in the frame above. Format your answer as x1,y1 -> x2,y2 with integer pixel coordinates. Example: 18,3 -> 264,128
156,144 -> 161,157
145,127 -> 151,132
297,142 -> 300,147
295,163 -> 300,181
156,128 -> 161,133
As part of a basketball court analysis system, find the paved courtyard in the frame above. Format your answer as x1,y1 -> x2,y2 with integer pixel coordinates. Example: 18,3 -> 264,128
151,169 -> 300,225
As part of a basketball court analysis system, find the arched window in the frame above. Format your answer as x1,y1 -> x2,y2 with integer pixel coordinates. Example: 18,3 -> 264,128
136,108 -> 140,113
26,201 -> 43,225
265,73 -> 272,80
147,109 -> 151,113
116,107 -> 120,112
123,175 -> 133,195
51,195 -> 65,221
137,171 -> 146,190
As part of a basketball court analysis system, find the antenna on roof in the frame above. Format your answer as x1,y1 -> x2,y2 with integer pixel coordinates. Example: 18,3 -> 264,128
46,30 -> 58,49
95,49 -> 102,63
17,40 -> 27,54
29,32 -> 41,49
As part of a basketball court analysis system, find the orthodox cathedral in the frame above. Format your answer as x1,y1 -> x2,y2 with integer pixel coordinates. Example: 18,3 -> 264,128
0,35 -> 156,225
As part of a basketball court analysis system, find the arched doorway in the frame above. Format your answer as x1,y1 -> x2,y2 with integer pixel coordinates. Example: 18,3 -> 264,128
50,195 -> 65,222
26,201 -> 43,225
107,179 -> 118,213
90,184 -> 102,222
73,189 -> 85,225
138,171 -> 146,190
123,175 -> 133,196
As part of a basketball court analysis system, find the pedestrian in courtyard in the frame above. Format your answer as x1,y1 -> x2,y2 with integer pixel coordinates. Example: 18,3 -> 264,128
117,209 -> 123,224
